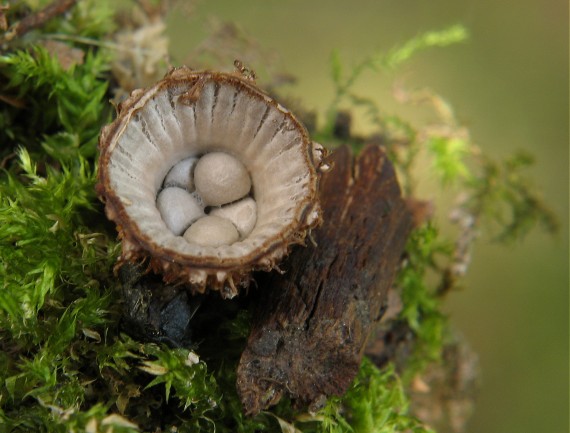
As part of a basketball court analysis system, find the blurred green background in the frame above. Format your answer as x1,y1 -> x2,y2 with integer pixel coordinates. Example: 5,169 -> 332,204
166,1 -> 568,432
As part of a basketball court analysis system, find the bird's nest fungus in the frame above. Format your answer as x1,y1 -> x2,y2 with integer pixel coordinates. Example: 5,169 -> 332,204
97,65 -> 328,298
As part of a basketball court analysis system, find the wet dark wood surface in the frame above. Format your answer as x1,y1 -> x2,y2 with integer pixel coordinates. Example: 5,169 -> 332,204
237,144 -> 414,414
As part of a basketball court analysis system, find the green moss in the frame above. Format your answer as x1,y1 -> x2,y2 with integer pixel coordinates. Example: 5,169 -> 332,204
317,360 -> 433,433
319,24 -> 469,141
0,148 -> 114,337
0,47 -> 111,161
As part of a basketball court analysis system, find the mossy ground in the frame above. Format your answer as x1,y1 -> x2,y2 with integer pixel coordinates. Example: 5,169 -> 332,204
0,2 -> 556,432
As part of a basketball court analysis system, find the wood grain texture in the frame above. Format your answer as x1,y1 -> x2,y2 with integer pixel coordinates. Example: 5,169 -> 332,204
237,144 -> 413,414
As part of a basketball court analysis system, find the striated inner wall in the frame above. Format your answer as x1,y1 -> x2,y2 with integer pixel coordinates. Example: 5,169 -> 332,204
107,78 -> 314,259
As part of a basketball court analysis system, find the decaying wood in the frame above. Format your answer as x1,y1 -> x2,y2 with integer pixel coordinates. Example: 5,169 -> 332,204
0,0 -> 77,45
237,144 -> 414,415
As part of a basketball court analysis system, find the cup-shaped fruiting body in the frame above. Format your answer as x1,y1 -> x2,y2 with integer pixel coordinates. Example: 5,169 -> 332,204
97,66 -> 327,298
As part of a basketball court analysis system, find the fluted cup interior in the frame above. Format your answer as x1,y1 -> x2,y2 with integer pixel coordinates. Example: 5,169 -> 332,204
106,77 -> 314,261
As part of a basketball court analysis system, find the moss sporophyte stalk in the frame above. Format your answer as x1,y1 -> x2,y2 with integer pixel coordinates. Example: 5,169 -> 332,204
0,2 -> 556,433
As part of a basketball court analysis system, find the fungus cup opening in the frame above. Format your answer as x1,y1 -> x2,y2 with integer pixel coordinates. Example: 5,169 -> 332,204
98,68 -> 322,291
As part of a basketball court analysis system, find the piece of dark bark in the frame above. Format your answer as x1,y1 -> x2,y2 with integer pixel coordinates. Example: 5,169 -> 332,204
119,263 -> 201,348
237,144 -> 414,415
